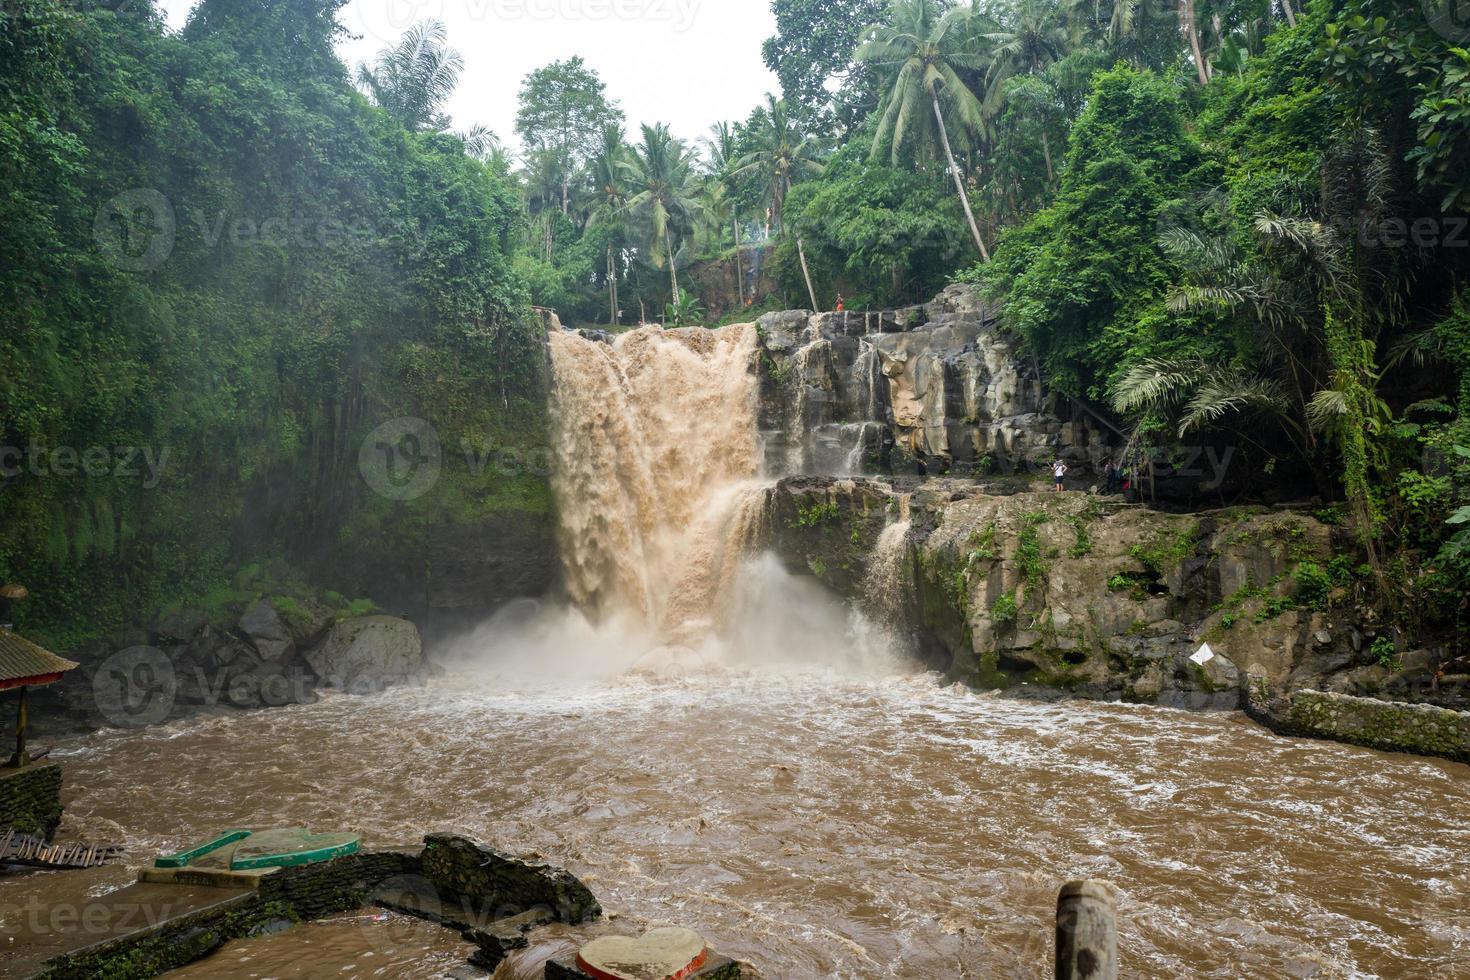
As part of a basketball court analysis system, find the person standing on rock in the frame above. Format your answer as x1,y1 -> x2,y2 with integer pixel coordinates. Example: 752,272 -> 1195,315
1052,457 -> 1069,492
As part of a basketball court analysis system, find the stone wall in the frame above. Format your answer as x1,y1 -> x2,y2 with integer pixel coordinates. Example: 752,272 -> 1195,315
1283,691 -> 1470,763
0,762 -> 63,840
257,848 -> 421,920
421,833 -> 601,925
39,849 -> 423,979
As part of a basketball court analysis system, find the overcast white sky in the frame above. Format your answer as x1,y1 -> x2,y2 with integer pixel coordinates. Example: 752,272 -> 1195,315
157,0 -> 780,154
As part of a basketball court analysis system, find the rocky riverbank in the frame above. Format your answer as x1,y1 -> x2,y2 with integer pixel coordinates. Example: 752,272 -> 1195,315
759,476 -> 1466,741
23,575 -> 432,739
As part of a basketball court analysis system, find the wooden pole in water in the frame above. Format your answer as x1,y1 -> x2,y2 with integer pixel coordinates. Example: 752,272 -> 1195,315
1056,880 -> 1117,980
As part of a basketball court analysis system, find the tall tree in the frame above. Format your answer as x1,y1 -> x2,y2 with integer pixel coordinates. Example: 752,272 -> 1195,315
588,125 -> 631,324
733,94 -> 826,235
763,0 -> 887,130
356,20 -> 464,132
856,0 -> 992,261
515,57 -> 624,214
627,124 -> 703,306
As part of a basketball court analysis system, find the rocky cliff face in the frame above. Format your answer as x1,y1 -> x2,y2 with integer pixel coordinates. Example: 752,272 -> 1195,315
757,284 -> 1106,479
759,477 -> 1452,718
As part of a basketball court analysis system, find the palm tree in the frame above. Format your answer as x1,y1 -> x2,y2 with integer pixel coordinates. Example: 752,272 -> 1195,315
732,95 -> 825,236
588,125 -> 631,325
703,121 -> 747,304
983,0 -> 1070,97
701,121 -> 740,181
356,20 -> 464,132
855,0 -> 992,262
458,125 -> 500,160
627,123 -> 703,307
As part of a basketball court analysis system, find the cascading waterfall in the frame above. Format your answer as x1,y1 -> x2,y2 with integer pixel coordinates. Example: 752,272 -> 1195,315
547,323 -> 767,647
862,493 -> 913,620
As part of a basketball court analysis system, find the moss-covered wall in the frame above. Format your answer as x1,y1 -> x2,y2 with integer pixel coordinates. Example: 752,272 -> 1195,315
1288,691 -> 1470,764
0,762 -> 63,840
421,833 -> 601,925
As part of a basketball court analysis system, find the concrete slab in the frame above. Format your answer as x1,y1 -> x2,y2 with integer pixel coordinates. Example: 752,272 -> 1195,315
0,879 -> 255,980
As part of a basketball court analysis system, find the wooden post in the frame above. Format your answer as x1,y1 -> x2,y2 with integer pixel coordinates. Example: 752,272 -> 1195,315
8,686 -> 28,768
1056,880 -> 1117,980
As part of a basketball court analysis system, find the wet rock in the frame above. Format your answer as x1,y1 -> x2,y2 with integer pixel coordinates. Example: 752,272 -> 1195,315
239,600 -> 292,662
268,596 -> 335,648
420,833 -> 601,925
304,615 -> 426,692
151,607 -> 207,644
761,479 -> 1348,714
756,284 -> 1106,477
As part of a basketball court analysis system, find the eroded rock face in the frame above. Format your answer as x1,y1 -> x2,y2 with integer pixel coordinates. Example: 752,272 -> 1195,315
756,284 -> 1104,479
760,477 -> 1399,711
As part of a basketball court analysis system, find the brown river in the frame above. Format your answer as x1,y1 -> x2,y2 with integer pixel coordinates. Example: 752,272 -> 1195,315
12,656 -> 1470,979
6,323 -> 1469,978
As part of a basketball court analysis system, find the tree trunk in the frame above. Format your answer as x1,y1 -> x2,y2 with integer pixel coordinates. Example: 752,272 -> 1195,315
1182,0 -> 1210,86
733,218 -> 744,306
1042,130 -> 1055,185
607,243 -> 617,326
933,95 -> 990,263
1279,0 -> 1297,28
665,227 -> 681,306
799,238 -> 823,310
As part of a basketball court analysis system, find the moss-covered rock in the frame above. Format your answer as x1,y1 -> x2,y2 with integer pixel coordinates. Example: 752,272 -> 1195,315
761,478 -> 1353,711
1286,690 -> 1470,763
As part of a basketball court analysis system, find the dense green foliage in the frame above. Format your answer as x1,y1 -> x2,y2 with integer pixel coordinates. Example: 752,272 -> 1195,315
4,0 -> 1469,654
0,0 -> 547,647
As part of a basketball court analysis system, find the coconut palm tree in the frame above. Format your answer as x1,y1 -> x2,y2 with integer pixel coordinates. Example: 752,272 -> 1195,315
983,0 -> 1070,96
702,121 -> 749,303
732,95 -> 825,236
855,0 -> 992,261
356,20 -> 464,132
458,125 -> 500,160
588,125 -> 631,325
701,121 -> 740,181
627,123 -> 703,307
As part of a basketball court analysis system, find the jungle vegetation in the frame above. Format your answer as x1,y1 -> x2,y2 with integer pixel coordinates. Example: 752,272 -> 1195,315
1,0 -> 1468,652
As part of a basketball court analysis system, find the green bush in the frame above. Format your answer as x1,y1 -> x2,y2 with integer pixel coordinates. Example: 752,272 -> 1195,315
991,592 -> 1020,624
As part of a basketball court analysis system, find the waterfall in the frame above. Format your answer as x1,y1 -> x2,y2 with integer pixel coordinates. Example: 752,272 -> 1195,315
863,494 -> 912,620
547,323 -> 766,646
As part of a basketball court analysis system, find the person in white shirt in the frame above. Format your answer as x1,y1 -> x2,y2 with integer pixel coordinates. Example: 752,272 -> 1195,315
1052,458 -> 1068,492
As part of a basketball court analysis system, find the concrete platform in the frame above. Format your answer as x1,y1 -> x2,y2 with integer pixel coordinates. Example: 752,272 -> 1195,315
0,879 -> 255,980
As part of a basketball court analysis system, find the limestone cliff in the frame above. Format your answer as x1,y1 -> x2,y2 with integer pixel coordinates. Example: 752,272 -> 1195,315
756,284 -> 1106,479
760,477 -> 1449,716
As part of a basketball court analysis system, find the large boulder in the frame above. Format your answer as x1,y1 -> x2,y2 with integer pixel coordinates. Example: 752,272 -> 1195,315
304,616 -> 427,692
238,600 -> 292,662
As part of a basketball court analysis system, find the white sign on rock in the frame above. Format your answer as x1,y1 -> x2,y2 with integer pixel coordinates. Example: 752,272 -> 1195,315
1191,643 -> 1216,666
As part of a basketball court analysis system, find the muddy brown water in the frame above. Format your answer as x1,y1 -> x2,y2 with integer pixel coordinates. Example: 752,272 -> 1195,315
4,668 -> 1468,979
